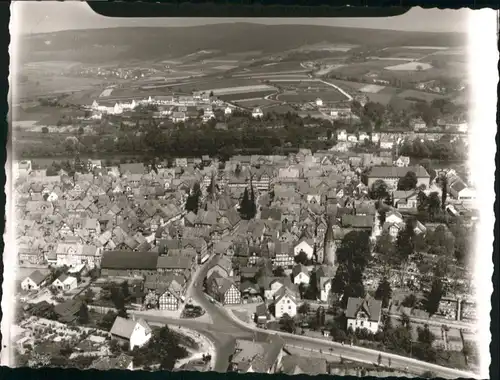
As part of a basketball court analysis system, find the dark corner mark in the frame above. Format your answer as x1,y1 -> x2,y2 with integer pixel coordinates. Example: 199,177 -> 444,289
86,0 -> 500,18
87,1 -> 412,18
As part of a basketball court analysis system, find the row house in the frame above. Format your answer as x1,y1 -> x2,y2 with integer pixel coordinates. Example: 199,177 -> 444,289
55,244 -> 102,269
100,250 -> 159,277
207,273 -> 241,305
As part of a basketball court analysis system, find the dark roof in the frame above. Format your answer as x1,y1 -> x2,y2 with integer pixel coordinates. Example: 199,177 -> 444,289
281,355 -> 328,375
368,165 -> 429,179
27,270 -> 47,285
345,297 -> 382,322
119,163 -> 145,175
450,179 -> 467,193
341,214 -> 373,229
54,299 -> 83,323
101,250 -> 159,270
156,255 -> 191,270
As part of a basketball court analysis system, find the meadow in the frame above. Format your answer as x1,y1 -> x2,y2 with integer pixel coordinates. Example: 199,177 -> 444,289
234,99 -> 278,108
385,62 -> 434,71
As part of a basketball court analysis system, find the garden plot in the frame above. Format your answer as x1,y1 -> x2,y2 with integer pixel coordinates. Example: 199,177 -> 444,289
99,88 -> 113,97
359,84 -> 386,93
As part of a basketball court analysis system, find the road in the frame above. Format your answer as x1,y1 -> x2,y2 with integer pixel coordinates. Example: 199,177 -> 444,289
133,254 -> 479,378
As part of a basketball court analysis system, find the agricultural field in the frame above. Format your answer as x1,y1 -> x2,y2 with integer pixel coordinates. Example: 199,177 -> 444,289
217,90 -> 277,102
234,61 -> 308,75
385,62 -> 434,71
264,104 -> 297,114
397,89 -> 448,102
234,98 -> 278,108
175,78 -> 262,93
210,84 -> 275,96
277,90 -> 347,103
358,84 -> 386,93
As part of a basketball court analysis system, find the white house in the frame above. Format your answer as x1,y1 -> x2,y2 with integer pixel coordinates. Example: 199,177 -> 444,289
252,107 -> 264,118
20,270 -> 48,291
315,98 -> 323,107
345,297 -> 382,334
347,134 -> 358,143
385,210 -> 404,225
110,316 -> 152,351
316,265 -> 336,303
274,287 -> 298,318
52,274 -> 78,292
394,156 -> 410,167
336,129 -> 347,142
371,133 -> 380,143
293,239 -> 314,260
291,264 -> 310,285
224,106 -> 232,115
358,132 -> 369,143
449,180 -> 476,201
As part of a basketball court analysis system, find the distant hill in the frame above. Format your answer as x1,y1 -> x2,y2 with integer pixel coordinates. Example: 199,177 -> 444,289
18,23 -> 465,64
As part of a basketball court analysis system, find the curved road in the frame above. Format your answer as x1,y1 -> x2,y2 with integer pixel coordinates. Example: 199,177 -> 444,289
133,255 -> 479,378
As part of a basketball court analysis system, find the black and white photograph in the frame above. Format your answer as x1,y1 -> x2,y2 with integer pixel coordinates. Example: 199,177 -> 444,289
3,3 -> 497,378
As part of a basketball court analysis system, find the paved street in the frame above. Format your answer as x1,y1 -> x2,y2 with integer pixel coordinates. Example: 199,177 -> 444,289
130,253 -> 479,378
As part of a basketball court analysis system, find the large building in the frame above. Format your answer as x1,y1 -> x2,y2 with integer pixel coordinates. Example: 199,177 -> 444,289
366,165 -> 430,189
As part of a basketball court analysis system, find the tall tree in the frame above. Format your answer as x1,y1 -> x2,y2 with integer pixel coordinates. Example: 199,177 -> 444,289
397,171 -> 418,191
375,277 -> 392,308
440,174 -> 448,211
370,180 -> 389,200
77,302 -> 90,324
395,218 -> 416,287
424,279 -> 444,316
427,192 -> 441,220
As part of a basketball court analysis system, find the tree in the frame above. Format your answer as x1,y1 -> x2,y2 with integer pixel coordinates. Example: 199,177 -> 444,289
272,266 -> 285,277
427,192 -> 441,220
294,250 -> 309,265
78,126 -> 84,135
397,171 -> 418,191
78,302 -> 90,324
185,182 -> 202,214
374,278 -> 392,308
297,302 -> 310,315
377,353 -> 382,366
41,126 -> 49,133
279,314 -> 296,333
121,281 -> 130,300
370,180 -> 389,200
424,279 -> 444,316
440,174 -> 448,211
83,288 -> 95,304
98,310 -> 118,330
402,293 -> 418,308
400,312 -> 411,329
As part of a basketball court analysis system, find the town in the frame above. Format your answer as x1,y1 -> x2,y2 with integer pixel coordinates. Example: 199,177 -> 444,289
10,9 -> 481,378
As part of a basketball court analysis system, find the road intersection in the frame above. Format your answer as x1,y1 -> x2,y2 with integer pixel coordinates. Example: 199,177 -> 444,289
132,254 -> 479,378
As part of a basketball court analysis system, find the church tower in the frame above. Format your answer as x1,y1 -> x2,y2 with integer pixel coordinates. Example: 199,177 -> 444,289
323,216 -> 336,266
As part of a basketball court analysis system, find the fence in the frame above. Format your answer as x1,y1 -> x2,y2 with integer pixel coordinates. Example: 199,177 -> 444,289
87,304 -> 117,314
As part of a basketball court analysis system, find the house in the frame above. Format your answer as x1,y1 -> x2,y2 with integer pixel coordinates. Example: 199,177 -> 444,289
315,98 -> 323,107
254,303 -> 270,325
206,256 -> 234,278
110,316 -> 152,350
252,107 -> 264,118
340,215 -> 374,231
20,270 -> 48,291
274,286 -> 298,318
52,274 -> 78,292
230,336 -> 285,373
393,190 -> 418,210
385,210 -> 404,225
225,106 -> 232,115
411,118 -> 427,131
336,129 -> 347,141
366,165 -> 430,189
293,239 -> 314,260
291,264 -> 310,285
345,296 -> 382,334
316,265 -> 336,303
208,274 -> 241,305
449,179 -> 476,201
394,156 -> 410,167
100,250 -> 159,277
172,111 -> 187,123
54,299 -> 84,323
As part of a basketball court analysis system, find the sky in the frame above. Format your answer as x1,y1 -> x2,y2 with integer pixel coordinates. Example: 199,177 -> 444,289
11,2 -> 471,35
